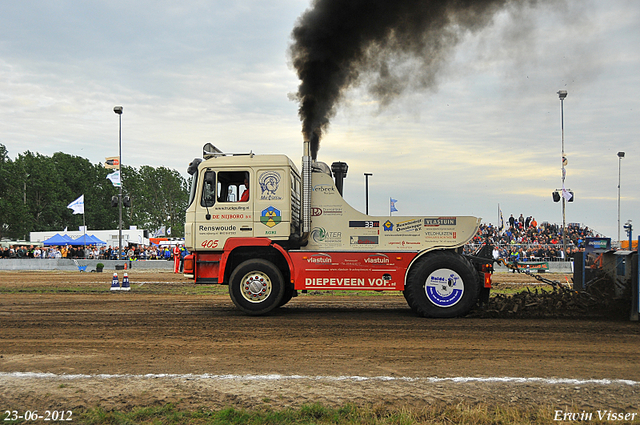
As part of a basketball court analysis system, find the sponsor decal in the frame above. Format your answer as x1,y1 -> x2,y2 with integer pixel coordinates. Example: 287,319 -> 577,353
259,171 -> 282,200
305,277 -> 396,288
424,217 -> 457,227
425,231 -> 457,241
215,205 -> 250,211
395,219 -> 422,232
313,184 -> 336,194
203,214 -> 248,220
350,236 -> 379,245
388,240 -> 422,247
199,225 -> 237,232
383,220 -> 393,231
364,254 -> 390,264
311,227 -> 342,243
311,207 -> 342,216
260,206 -> 281,228
349,220 -> 379,228
307,253 -> 332,264
425,268 -> 463,307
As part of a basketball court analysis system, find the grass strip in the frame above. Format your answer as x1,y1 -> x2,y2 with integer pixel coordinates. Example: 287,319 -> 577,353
0,403 -> 569,425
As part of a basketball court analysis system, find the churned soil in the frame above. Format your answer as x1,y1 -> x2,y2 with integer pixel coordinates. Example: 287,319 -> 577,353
1,270 -> 639,413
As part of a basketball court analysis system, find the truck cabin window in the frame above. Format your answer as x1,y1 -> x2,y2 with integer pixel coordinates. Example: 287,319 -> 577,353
217,171 -> 249,203
201,170 -> 216,207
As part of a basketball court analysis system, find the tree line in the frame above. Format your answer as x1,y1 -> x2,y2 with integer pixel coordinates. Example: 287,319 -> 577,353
0,143 -> 189,241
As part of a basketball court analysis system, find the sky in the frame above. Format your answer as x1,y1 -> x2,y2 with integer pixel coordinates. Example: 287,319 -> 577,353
1,0 -> 638,241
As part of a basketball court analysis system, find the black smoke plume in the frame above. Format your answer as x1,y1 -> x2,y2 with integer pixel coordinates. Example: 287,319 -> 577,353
290,0 -> 541,159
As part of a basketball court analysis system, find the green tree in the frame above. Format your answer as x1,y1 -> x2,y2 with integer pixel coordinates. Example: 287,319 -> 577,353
128,165 -> 188,236
0,146 -> 189,240
51,152 -> 119,231
0,144 -> 22,239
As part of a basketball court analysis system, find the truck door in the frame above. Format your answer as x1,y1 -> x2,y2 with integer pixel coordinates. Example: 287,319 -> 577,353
193,169 -> 254,251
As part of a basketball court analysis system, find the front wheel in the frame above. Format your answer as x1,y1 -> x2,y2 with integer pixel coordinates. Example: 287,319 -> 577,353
229,259 -> 285,315
404,251 -> 479,318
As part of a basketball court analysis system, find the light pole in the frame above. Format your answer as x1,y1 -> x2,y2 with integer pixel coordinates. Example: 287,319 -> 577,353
558,90 -> 568,258
364,173 -> 372,215
114,106 -> 123,262
618,151 -> 625,244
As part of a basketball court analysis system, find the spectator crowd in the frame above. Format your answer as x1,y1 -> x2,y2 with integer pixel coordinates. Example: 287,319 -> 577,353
464,213 -> 601,261
0,244 -> 188,261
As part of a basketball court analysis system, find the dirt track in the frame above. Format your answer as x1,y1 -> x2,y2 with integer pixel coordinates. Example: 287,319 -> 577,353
1,270 -> 639,413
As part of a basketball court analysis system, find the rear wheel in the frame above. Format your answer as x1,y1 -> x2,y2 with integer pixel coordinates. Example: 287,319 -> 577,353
404,251 -> 479,318
229,259 -> 284,315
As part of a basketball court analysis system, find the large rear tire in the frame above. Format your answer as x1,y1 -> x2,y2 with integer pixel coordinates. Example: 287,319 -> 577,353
229,259 -> 285,315
404,251 -> 479,318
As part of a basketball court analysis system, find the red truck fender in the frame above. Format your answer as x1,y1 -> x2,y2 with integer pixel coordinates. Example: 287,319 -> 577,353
220,238 -> 295,284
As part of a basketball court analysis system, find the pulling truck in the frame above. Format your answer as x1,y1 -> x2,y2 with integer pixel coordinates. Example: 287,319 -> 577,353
183,142 -> 492,317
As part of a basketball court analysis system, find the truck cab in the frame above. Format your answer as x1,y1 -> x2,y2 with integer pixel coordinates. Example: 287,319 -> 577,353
185,152 -> 301,252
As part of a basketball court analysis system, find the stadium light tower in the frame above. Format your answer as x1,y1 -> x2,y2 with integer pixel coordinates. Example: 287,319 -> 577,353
558,90 -> 568,259
114,106 -> 123,262
618,151 -> 625,244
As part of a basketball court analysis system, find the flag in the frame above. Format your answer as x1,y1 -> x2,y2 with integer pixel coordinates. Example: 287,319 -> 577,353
155,225 -> 166,237
104,156 -> 120,169
390,198 -> 398,213
107,171 -> 121,187
67,195 -> 84,215
562,187 -> 573,201
167,227 -> 172,236
498,204 -> 504,231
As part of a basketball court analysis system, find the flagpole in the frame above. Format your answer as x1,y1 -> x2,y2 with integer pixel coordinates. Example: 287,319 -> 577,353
83,209 -> 86,253
114,106 -> 123,263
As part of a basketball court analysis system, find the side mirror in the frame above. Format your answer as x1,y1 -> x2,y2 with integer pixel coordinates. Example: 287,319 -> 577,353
187,158 -> 202,176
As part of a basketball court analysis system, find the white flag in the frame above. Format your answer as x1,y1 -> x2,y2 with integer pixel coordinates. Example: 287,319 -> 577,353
155,225 -> 166,237
67,195 -> 84,215
107,170 -> 121,187
167,227 -> 172,236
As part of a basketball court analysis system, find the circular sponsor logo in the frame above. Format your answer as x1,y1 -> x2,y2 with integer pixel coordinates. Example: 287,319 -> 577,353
424,268 -> 463,307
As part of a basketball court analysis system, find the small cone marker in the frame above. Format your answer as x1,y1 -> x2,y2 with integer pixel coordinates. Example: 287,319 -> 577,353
110,273 -> 120,291
121,272 -> 131,291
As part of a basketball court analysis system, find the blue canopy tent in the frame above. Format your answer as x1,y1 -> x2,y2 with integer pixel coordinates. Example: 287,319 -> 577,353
43,233 -> 72,246
71,234 -> 105,246
88,234 -> 107,245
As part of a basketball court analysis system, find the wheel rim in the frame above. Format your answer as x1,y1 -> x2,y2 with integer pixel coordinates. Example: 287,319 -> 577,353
240,271 -> 272,303
424,268 -> 464,307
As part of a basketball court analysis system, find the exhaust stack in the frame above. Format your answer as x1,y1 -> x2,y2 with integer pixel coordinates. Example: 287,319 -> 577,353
302,139 -> 312,237
331,161 -> 348,196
